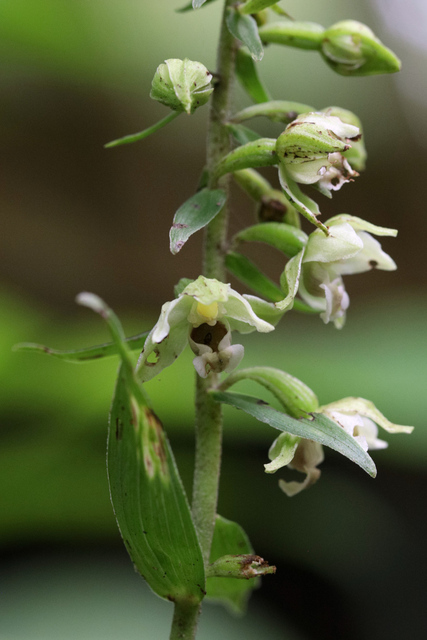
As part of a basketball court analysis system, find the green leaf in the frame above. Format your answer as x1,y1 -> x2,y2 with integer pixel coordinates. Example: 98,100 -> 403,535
226,123 -> 262,146
211,391 -> 377,477
177,0 -> 218,12
13,331 -> 149,363
215,137 -> 277,178
240,0 -> 281,14
231,100 -> 315,124
278,165 -> 328,234
233,222 -> 307,257
259,21 -> 325,50
226,251 -> 284,303
235,47 -> 271,104
206,515 -> 260,614
104,112 -> 180,148
219,366 -> 319,417
192,0 -> 212,8
77,293 -> 205,603
226,7 -> 263,61
169,188 -> 227,254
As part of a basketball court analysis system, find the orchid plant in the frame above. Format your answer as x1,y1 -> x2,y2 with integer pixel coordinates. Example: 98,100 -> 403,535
17,1 -> 413,638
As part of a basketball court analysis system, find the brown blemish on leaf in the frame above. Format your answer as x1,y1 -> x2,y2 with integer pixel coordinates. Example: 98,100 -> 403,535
115,417 -> 123,440
144,408 -> 168,476
173,222 -> 189,229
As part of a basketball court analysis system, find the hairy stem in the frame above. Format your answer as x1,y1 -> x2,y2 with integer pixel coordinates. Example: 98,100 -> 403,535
169,600 -> 201,640
170,2 -> 236,639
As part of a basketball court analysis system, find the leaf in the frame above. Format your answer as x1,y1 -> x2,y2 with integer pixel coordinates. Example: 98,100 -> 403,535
13,331 -> 149,363
235,47 -> 271,103
77,293 -> 205,603
104,112 -> 180,148
206,515 -> 260,614
211,391 -> 377,477
233,222 -> 307,257
240,0 -> 282,14
176,0 -> 218,11
278,165 -> 328,234
169,188 -> 226,255
226,123 -> 262,145
226,251 -> 284,303
226,7 -> 263,61
231,100 -> 314,124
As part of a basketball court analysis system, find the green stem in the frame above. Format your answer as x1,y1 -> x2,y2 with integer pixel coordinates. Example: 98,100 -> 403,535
169,600 -> 201,640
170,2 -> 237,637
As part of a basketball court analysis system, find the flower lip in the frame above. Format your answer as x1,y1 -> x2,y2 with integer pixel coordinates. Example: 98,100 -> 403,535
190,321 -> 228,354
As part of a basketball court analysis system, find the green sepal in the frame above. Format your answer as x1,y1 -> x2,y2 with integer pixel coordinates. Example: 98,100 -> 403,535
278,165 -> 328,234
219,366 -> 319,417
265,432 -> 300,474
232,100 -> 315,124
233,222 -> 307,257
225,251 -> 285,303
169,188 -> 227,254
259,21 -> 325,50
177,0 -> 218,11
105,112 -> 180,148
240,0 -> 282,14
206,515 -> 267,614
235,46 -> 271,104
277,250 -> 303,312
211,391 -> 377,477
226,123 -> 262,145
76,293 -> 206,603
13,331 -> 149,363
214,138 -> 277,179
174,277 -> 195,297
226,7 -> 264,61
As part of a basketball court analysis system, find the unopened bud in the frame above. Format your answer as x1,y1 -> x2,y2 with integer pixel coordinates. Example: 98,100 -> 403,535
150,58 -> 213,114
321,20 -> 401,76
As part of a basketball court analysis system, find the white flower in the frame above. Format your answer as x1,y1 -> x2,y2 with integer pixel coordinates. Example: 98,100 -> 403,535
299,215 -> 397,328
265,433 -> 324,497
136,276 -> 275,382
276,112 -> 360,193
321,396 -> 413,450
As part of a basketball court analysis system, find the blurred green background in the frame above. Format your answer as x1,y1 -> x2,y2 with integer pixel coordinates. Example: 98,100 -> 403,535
1,1 -> 426,638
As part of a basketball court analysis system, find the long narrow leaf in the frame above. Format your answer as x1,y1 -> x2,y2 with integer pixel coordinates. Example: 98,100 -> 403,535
77,293 -> 205,602
14,331 -> 149,363
211,391 -> 377,477
235,47 -> 271,104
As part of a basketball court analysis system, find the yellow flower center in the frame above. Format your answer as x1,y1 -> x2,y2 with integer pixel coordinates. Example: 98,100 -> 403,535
196,301 -> 218,322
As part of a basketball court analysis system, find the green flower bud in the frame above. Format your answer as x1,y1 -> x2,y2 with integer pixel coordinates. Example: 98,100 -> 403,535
150,58 -> 213,114
276,112 -> 360,193
321,20 -> 401,76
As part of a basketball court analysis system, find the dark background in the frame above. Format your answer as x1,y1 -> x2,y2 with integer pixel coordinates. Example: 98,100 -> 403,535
1,1 -> 426,638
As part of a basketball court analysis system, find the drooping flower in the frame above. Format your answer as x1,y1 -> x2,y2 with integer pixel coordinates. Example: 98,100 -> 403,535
276,112 -> 360,195
321,396 -> 414,449
136,276 -> 275,382
298,215 -> 397,327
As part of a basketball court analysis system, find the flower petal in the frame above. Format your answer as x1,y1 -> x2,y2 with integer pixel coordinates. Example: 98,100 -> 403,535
320,397 -> 414,434
225,291 -> 275,333
333,231 -> 396,275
